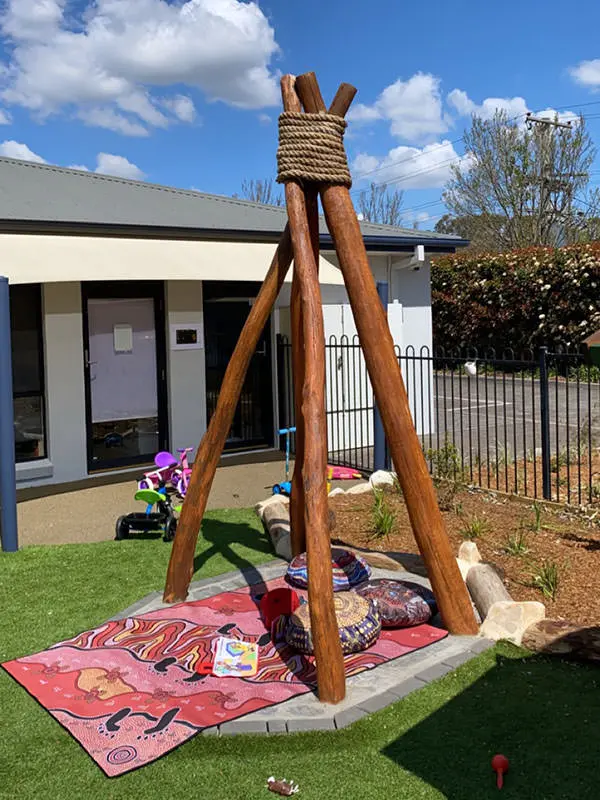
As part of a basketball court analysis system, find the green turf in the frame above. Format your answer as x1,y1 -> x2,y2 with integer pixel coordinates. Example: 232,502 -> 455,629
1,511 -> 599,799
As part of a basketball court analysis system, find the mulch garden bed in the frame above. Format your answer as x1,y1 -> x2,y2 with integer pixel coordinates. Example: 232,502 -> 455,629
328,485 -> 600,628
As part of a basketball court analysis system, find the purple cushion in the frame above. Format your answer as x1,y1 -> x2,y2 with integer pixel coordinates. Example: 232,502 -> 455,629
286,547 -> 371,591
355,579 -> 435,627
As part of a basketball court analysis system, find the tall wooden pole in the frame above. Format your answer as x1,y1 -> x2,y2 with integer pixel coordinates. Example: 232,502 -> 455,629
164,232 -> 293,603
295,72 -> 478,635
163,81 -> 357,604
281,75 -> 346,703
289,84 -> 355,556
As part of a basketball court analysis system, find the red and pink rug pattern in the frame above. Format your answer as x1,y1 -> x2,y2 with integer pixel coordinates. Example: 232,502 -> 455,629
2,577 -> 446,777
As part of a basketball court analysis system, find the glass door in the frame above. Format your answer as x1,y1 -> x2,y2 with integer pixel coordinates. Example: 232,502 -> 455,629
82,282 -> 168,471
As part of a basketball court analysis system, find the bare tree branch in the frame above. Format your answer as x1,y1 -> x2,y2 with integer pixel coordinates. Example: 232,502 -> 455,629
235,178 -> 284,206
357,183 -> 404,226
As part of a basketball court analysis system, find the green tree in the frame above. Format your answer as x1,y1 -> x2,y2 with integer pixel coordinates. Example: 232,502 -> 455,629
443,111 -> 600,251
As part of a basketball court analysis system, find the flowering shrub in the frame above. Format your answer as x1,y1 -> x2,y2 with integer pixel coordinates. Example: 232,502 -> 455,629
431,242 -> 600,353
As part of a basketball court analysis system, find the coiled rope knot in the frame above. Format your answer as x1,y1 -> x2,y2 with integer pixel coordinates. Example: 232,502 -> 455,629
276,111 -> 352,187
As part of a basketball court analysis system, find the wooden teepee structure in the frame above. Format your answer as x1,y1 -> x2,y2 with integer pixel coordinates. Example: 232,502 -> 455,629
163,72 -> 478,704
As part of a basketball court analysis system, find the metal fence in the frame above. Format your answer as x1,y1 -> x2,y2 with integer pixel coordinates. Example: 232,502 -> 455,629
277,335 -> 600,506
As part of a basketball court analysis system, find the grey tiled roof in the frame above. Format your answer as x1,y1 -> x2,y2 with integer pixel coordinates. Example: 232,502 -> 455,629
0,156 -> 464,246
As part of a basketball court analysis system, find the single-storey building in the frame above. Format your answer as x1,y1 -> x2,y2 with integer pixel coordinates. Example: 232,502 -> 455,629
0,156 -> 467,490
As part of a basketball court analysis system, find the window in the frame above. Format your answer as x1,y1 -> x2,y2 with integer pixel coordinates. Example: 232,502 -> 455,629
10,284 -> 46,462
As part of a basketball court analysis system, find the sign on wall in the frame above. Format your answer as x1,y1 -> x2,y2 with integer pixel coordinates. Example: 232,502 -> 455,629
170,321 -> 204,350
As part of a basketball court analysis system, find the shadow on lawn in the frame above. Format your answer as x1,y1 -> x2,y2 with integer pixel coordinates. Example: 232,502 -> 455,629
192,517 -> 274,604
382,649 -> 600,799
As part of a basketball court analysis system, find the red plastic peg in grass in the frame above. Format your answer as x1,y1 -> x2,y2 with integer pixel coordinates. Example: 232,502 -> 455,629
491,754 -> 509,789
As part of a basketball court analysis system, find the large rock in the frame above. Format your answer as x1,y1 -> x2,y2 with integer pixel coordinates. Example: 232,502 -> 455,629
458,541 -> 482,564
521,619 -> 600,662
346,482 -> 374,495
328,487 -> 345,497
479,600 -> 546,645
369,470 -> 396,490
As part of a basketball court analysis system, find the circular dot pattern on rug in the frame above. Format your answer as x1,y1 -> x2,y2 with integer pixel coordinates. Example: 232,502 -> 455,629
284,591 -> 381,655
286,547 -> 371,591
106,746 -> 138,766
355,579 -> 436,628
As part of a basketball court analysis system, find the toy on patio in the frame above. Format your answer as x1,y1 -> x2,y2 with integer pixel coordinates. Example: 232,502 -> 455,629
163,70 -> 478,705
138,450 -> 179,491
115,485 -> 178,542
492,754 -> 509,789
328,465 -> 362,480
272,426 -> 296,496
172,446 -> 193,497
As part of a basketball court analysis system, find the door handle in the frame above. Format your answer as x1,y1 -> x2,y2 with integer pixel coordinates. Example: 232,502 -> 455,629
84,350 -> 97,368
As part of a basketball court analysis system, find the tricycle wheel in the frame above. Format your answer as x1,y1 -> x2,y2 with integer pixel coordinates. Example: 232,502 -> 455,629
115,516 -> 130,541
163,516 -> 177,543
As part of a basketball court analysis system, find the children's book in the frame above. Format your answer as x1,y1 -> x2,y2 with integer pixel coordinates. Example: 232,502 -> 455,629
212,637 -> 259,677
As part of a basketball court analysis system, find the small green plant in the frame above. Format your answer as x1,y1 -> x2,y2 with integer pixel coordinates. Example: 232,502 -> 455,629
531,500 -> 543,532
453,500 -> 464,516
504,530 -> 529,556
370,488 -> 396,542
427,437 -> 464,482
532,560 -> 560,601
459,515 -> 489,540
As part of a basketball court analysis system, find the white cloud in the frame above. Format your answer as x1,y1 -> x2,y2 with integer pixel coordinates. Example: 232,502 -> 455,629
95,152 -> 145,180
77,107 -> 150,137
258,112 -> 271,125
348,73 -> 449,141
0,139 -> 45,162
447,89 -> 528,121
351,140 -> 471,190
0,0 -> 280,136
68,163 -> 89,171
535,107 -> 580,125
162,94 -> 196,123
570,59 -> 600,87
0,109 -> 11,124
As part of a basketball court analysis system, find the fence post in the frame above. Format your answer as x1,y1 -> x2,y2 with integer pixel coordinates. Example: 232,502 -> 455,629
373,281 -> 389,472
0,276 -> 18,552
539,346 -> 552,500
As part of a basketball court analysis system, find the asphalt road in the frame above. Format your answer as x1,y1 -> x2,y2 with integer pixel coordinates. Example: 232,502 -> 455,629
422,373 -> 600,461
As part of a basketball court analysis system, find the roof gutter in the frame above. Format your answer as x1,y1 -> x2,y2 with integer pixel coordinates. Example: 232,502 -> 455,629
0,219 -> 469,252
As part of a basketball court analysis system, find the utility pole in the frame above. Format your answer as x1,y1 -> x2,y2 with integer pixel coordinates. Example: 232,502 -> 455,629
525,113 -> 583,244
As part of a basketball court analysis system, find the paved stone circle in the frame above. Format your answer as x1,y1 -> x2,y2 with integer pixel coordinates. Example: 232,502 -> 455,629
110,560 -> 494,736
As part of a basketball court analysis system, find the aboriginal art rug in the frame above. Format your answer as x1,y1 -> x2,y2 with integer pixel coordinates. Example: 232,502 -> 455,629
2,577 -> 447,777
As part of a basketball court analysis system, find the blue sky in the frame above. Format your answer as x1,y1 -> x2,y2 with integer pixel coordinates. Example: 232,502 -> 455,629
2,0 -> 600,228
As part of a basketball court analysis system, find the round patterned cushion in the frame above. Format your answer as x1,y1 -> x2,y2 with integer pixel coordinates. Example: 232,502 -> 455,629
355,579 -> 436,628
284,591 -> 381,655
286,547 -> 371,591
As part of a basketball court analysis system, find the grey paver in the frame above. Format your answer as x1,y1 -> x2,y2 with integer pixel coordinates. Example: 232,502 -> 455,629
357,690 -> 402,714
287,717 -> 336,733
202,726 -> 219,736
267,720 -> 288,734
219,719 -> 269,736
414,662 -> 454,683
334,706 -> 368,729
469,637 -> 496,654
388,676 -> 428,699
442,650 -> 477,669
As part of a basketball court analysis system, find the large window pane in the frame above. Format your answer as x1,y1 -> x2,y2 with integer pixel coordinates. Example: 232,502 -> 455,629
10,284 -> 46,463
14,396 -> 45,460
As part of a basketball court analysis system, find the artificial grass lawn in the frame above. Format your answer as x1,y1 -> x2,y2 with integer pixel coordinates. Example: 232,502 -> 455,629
1,509 -> 599,799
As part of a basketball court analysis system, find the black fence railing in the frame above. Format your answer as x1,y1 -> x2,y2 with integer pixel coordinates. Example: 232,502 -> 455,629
277,335 -> 600,506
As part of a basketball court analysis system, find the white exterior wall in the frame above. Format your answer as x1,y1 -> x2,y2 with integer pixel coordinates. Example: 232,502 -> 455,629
165,281 -> 206,459
276,252 -> 434,456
